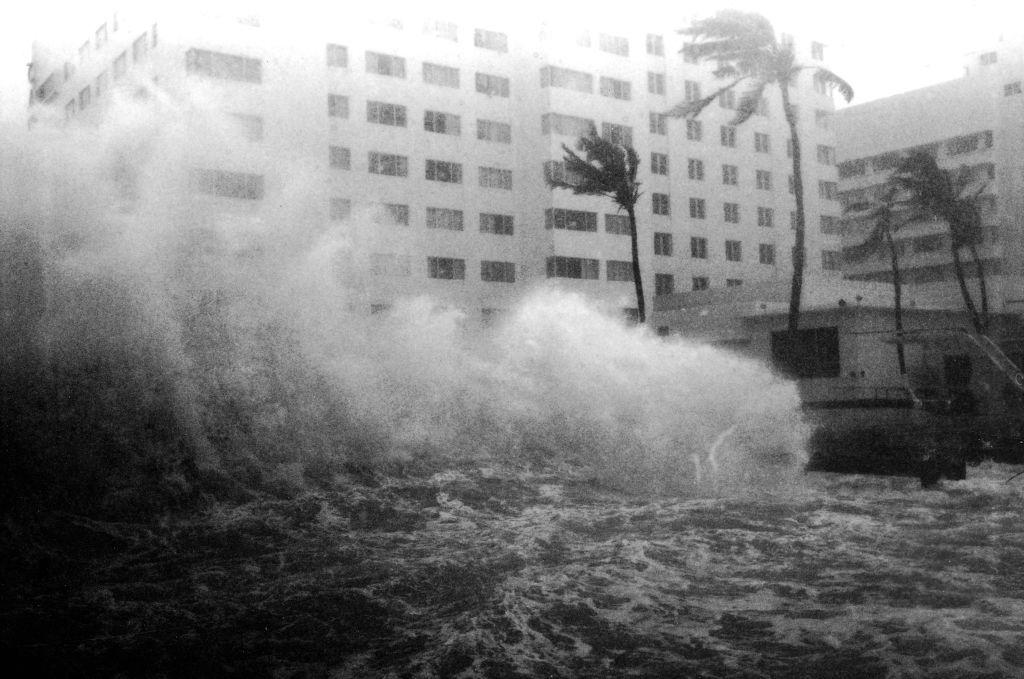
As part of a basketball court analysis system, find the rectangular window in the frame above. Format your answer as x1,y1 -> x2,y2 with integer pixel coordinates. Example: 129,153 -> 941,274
725,240 -> 742,262
328,145 -> 351,169
366,51 -> 406,77
647,72 -> 665,95
791,211 -> 799,230
368,152 -> 409,177
78,41 -> 89,64
599,77 -> 631,100
378,203 -> 409,225
811,41 -> 825,61
726,279 -> 743,287
756,170 -> 772,190
607,260 -> 635,282
95,22 -> 108,48
545,208 -> 598,232
474,28 -> 508,52
476,72 -> 510,97
689,198 -> 706,219
424,110 -> 461,135
652,193 -> 671,215
686,119 -> 702,141
720,125 -> 736,147
481,261 -> 515,283
544,160 -> 581,186
759,243 -> 776,265
816,144 -> 835,165
722,164 -> 738,185
605,214 -> 631,234
654,232 -> 673,255
540,65 -> 592,92
480,213 -> 514,235
328,94 -> 350,118
479,166 -> 512,190
370,255 -> 411,277
326,43 -> 348,67
423,62 -> 460,87
754,132 -> 770,153
1005,81 -> 1023,96
541,112 -> 595,137
813,73 -> 828,94
688,158 -> 705,181
428,257 -> 466,280
191,169 -> 264,200
649,112 -> 667,135
426,159 -> 463,183
692,276 -> 709,291
788,175 -> 795,194
424,20 -> 458,41
599,33 -> 629,56
655,273 -> 675,296
651,152 -> 669,175
719,89 -> 736,109
822,250 -> 841,271
814,109 -> 832,129
426,207 -> 464,230
646,34 -> 664,56
724,202 -> 740,223
690,237 -> 708,259
684,80 -> 701,102
330,198 -> 351,221
231,113 -> 263,141
547,256 -> 600,279
947,133 -> 982,155
477,119 -> 512,143
601,122 -> 632,146
770,326 -> 840,378
757,207 -> 774,227
114,52 -> 127,79
819,181 -> 838,200
79,86 -> 91,110
94,71 -> 108,99
820,215 -> 840,234
186,48 -> 262,82
980,51 -> 998,65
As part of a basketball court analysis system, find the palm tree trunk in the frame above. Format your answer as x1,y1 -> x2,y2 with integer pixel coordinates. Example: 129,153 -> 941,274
626,203 -> 646,324
885,231 -> 906,375
781,85 -> 804,335
968,243 -> 989,333
951,246 -> 984,333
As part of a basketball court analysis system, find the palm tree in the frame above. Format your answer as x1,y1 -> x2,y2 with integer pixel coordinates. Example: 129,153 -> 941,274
546,126 -> 645,323
888,151 -> 989,334
668,10 -> 853,333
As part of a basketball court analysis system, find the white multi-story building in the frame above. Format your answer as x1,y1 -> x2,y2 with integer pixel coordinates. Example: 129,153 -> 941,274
27,6 -> 843,322
835,36 -> 1024,317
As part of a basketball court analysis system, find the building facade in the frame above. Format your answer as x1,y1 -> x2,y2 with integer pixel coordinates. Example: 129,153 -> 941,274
27,6 -> 844,322
835,36 -> 1024,317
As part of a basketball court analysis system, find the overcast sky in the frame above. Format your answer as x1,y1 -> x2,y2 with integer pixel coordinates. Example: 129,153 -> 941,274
1,0 -> 1021,123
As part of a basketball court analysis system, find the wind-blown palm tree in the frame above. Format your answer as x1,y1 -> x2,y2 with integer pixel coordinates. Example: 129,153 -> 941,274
888,151 -> 989,334
546,126 -> 645,323
668,10 -> 853,333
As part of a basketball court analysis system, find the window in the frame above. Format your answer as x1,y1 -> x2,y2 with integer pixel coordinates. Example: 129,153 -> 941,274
724,202 -> 740,223
822,250 -> 841,271
540,65 -> 593,93
646,33 -> 664,56
476,72 -> 510,97
366,51 -> 406,77
770,326 -> 840,378
689,198 -> 706,219
820,215 -> 840,234
811,41 -> 825,61
368,152 -> 409,177
692,277 -> 709,291
601,123 -> 632,146
477,119 -> 511,143
647,72 -> 665,95
328,94 -> 350,119
62,61 -> 75,83
378,204 -> 409,225
329,198 -> 351,221
756,170 -> 772,190
605,214 -> 631,234
78,41 -> 89,64
720,126 -> 736,147
655,274 -> 675,296
819,181 -> 838,200
545,208 -> 598,232
370,254 -> 411,277
759,243 -> 776,265
1005,82 -> 1022,96
599,33 -> 629,56
547,256 -> 599,279
479,166 -> 512,190
426,207 -> 464,230
191,169 -> 264,200
95,22 -> 108,48
813,73 -> 828,95
980,51 -> 998,65
481,261 -> 515,283
94,71 -> 108,99
690,237 -> 707,259
366,100 -> 406,126
788,175 -> 796,195
186,48 -> 261,82
599,77 -> 631,100
326,43 -> 348,67
544,160 -> 580,186
649,112 -> 667,134
114,52 -> 127,79
79,86 -> 91,110
651,153 -> 669,175
327,146 -> 351,169
726,279 -> 743,287
757,207 -> 774,227
426,160 -> 463,183
721,164 -> 738,185
474,28 -> 508,52
686,119 -> 702,141
688,159 -> 704,181
816,145 -> 835,165
814,109 -> 832,129
423,62 -> 460,88
839,159 -> 868,177
607,260 -> 635,282
791,211 -> 799,230
947,133 -> 983,155
480,213 -> 514,235
754,132 -> 770,153
719,89 -> 736,109
684,80 -> 701,102
428,257 -> 466,280
424,19 -> 458,41
654,232 -> 673,255
424,110 -> 461,135
725,240 -> 742,262
541,113 -> 594,137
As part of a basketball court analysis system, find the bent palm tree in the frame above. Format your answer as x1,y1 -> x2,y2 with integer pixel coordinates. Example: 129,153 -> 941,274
668,10 -> 853,333
546,126 -> 645,323
889,151 -> 989,333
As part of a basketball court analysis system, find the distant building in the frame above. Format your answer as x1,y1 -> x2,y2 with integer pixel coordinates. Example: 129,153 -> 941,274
26,6 -> 843,322
834,36 -> 1024,318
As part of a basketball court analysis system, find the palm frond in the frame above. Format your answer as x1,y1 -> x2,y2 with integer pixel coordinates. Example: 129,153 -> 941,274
666,77 -> 746,119
732,80 -> 766,125
809,67 -> 854,102
680,10 -> 775,46
546,129 -> 640,212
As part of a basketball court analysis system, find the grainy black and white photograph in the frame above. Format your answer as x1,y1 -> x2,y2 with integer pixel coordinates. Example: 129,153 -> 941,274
3,0 -> 1024,676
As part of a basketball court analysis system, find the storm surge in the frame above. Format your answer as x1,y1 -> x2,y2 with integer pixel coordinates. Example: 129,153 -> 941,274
1,97 -> 808,511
